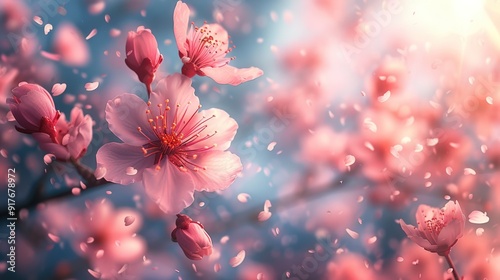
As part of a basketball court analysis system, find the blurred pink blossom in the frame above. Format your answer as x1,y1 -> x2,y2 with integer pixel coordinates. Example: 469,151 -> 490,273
171,214 -> 213,260
53,22 -> 90,67
96,73 -> 242,214
124,26 -> 163,95
399,201 -> 465,256
74,199 -> 146,278
173,1 -> 263,85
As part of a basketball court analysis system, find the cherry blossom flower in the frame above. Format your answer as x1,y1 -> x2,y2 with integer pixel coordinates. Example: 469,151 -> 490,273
96,73 -> 242,214
34,107 -> 93,160
399,201 -> 465,256
171,214 -> 213,260
124,26 -> 163,96
173,1 -> 263,85
8,83 -> 93,160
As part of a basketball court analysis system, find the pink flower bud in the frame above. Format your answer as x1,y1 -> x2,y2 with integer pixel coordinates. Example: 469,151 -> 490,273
171,214 -> 213,260
124,26 -> 163,95
7,83 -> 60,141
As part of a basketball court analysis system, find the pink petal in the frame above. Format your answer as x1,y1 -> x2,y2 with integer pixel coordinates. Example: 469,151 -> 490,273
86,28 -> 98,40
54,22 -> 90,66
85,82 -> 99,91
95,143 -> 154,185
201,65 -> 263,86
229,250 -> 246,267
142,160 -> 195,214
190,151 -> 242,192
399,219 -> 435,251
51,83 -> 66,96
173,0 -> 190,56
183,108 -> 238,151
151,73 -> 199,124
437,219 -> 461,249
468,210 -> 489,224
105,93 -> 156,146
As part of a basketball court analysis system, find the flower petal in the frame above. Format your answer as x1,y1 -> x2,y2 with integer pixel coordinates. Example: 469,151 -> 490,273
190,150 -> 242,191
96,142 -> 154,185
201,65 -> 263,86
399,219 -> 435,252
142,160 -> 195,214
182,108 -> 238,151
173,0 -> 190,56
437,218 -> 461,249
105,93 -> 155,146
151,73 -> 199,127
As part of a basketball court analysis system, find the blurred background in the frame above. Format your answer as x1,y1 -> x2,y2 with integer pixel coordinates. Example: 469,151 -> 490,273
1,0 -> 500,279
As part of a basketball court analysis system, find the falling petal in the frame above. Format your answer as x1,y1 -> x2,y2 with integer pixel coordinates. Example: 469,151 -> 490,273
72,188 -> 81,195
468,211 -> 489,224
463,168 -> 476,175
88,269 -> 102,279
344,155 -> 356,166
44,24 -> 53,35
476,228 -> 485,236
229,250 -> 246,267
48,233 -> 60,242
126,167 -> 138,175
96,249 -> 104,258
51,83 -> 67,96
43,154 -> 55,165
118,264 -> 128,274
377,91 -> 391,102
86,28 -> 98,40
267,142 -> 277,151
124,216 -> 136,226
346,228 -> 359,239
237,193 -> 251,203
33,16 -> 43,25
85,82 -> 99,91
363,118 -> 377,132
258,211 -> 272,222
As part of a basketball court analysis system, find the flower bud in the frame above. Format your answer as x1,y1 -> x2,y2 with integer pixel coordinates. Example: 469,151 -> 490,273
7,83 -> 60,141
171,214 -> 213,260
124,26 -> 163,95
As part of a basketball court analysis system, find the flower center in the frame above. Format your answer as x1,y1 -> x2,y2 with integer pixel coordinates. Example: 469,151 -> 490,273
185,23 -> 234,70
137,99 -> 218,171
423,209 -> 445,235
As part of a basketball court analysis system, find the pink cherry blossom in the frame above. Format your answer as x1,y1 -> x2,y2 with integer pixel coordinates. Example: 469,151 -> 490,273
8,83 -> 93,161
399,201 -> 465,256
173,1 -> 263,85
171,214 -> 213,260
124,26 -> 163,96
96,73 -> 242,214
34,107 -> 93,160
